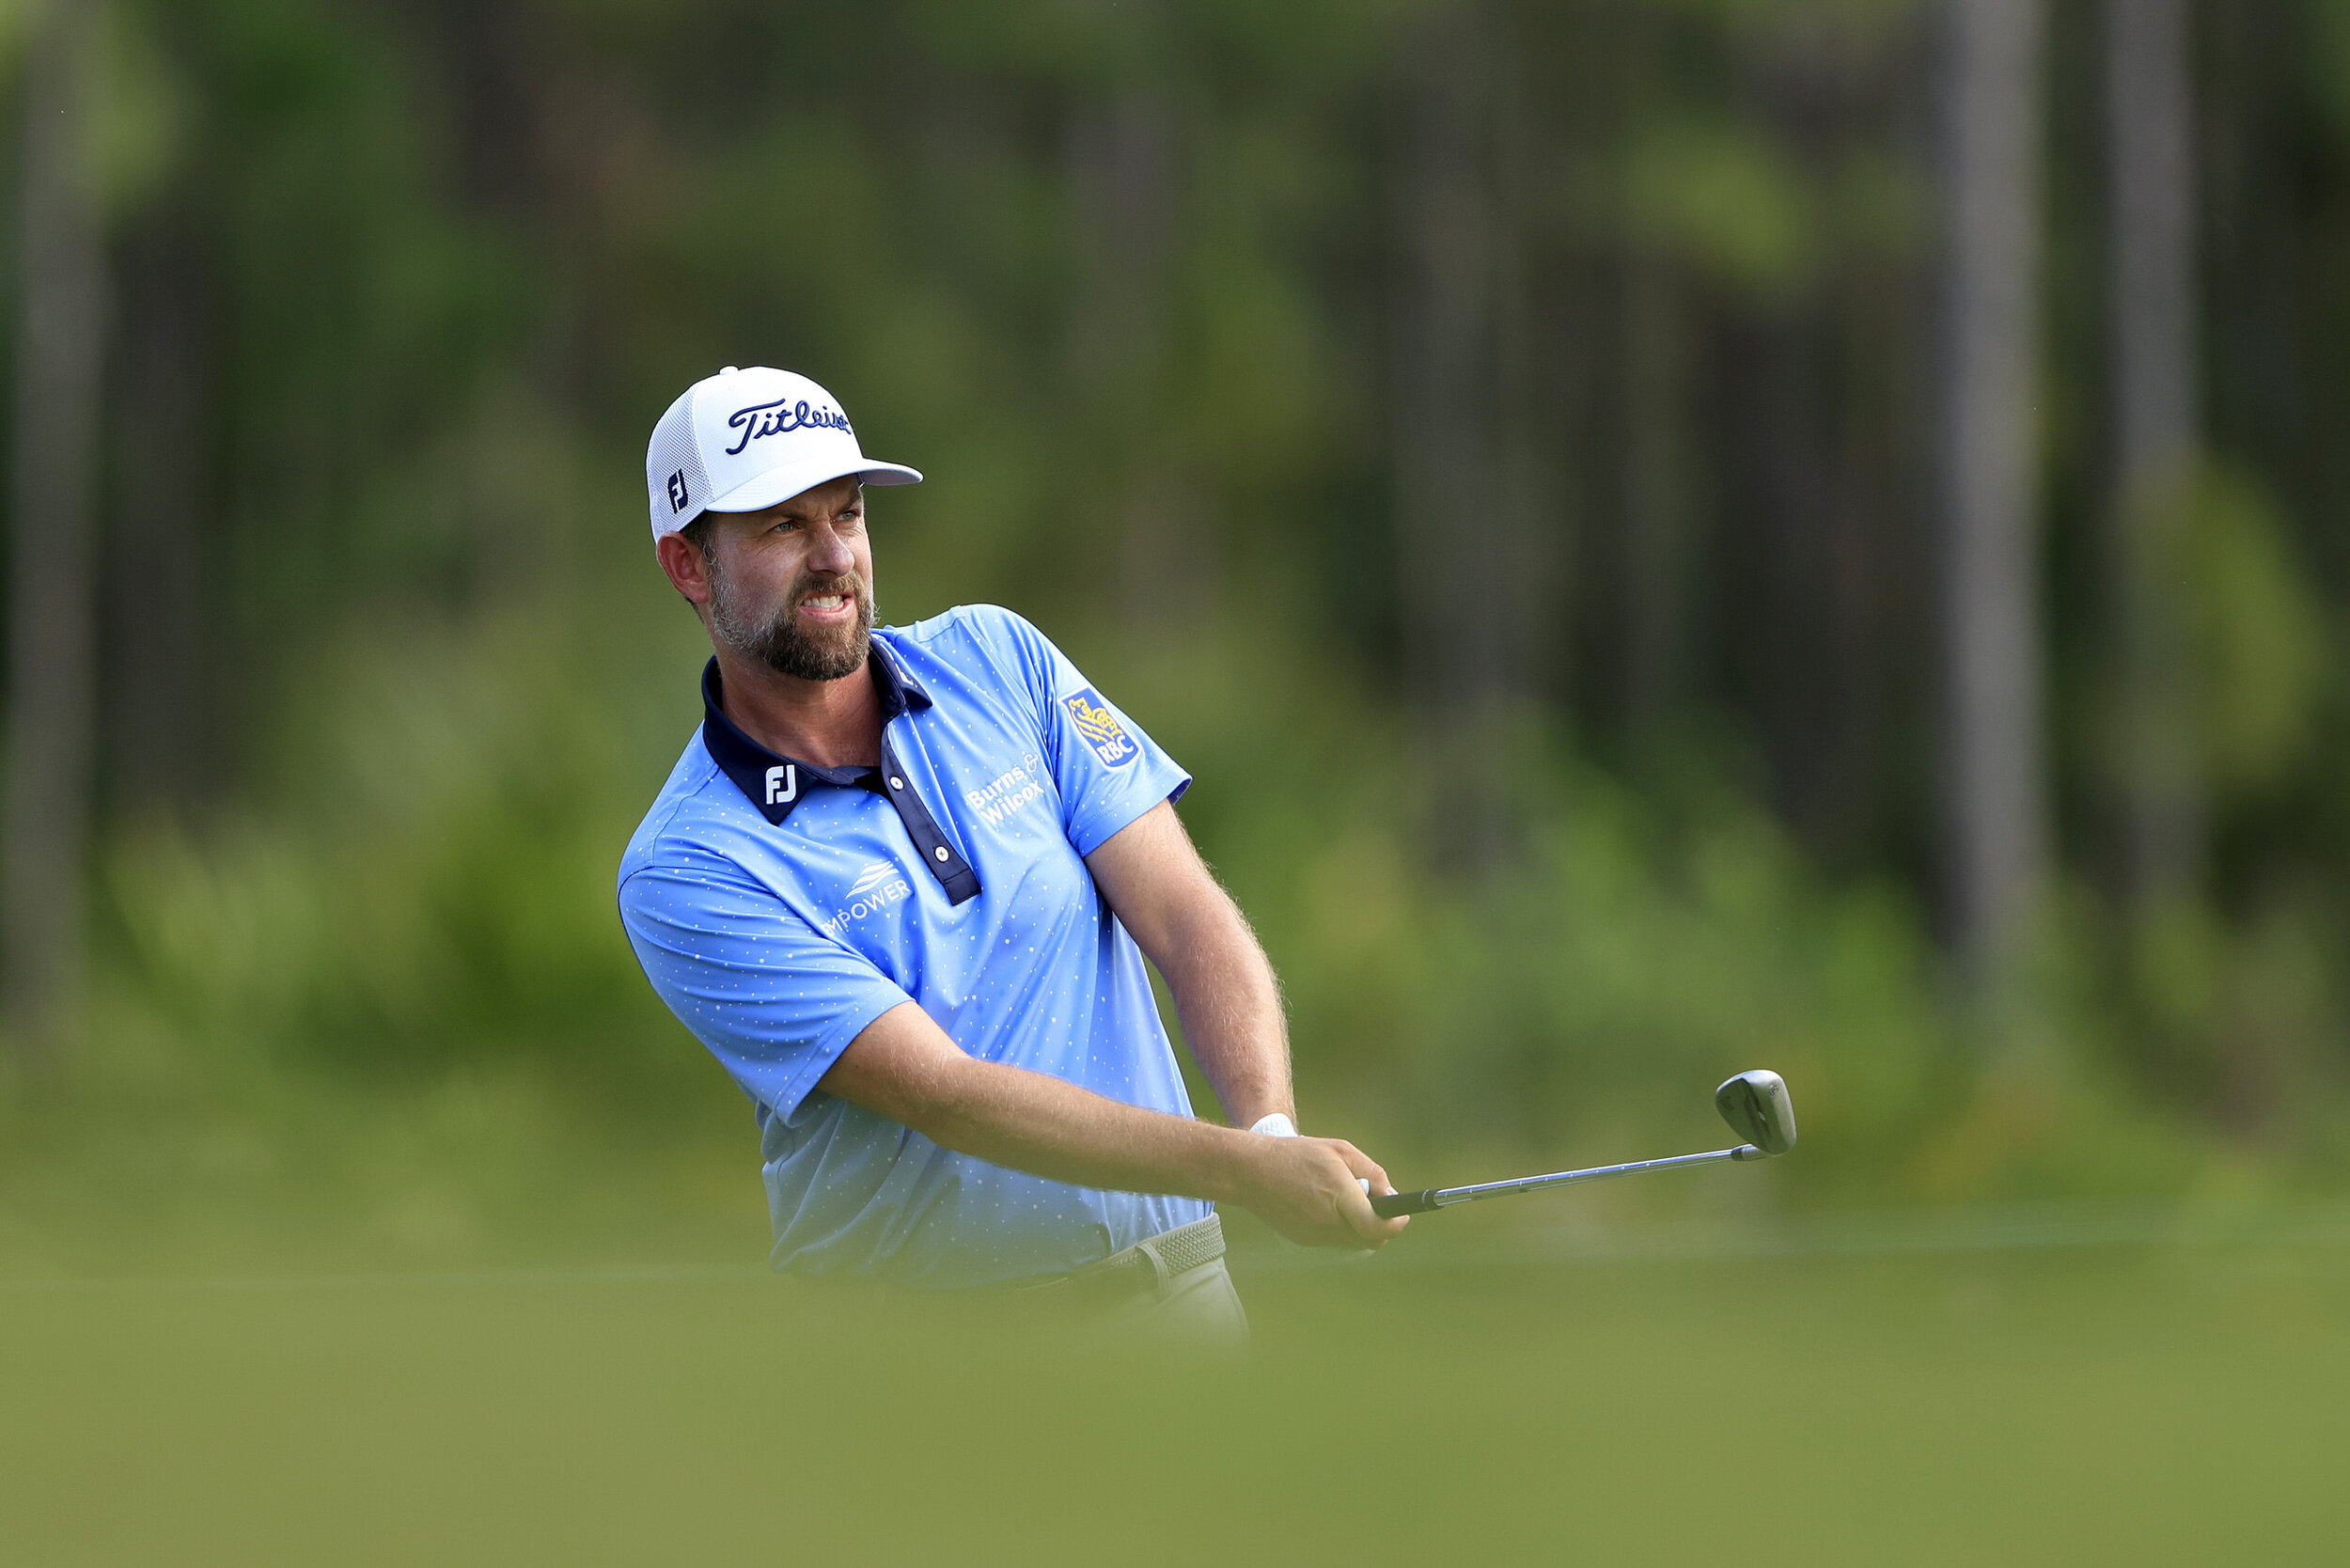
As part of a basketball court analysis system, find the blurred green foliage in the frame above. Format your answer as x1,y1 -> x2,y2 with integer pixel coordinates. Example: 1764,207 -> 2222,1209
2179,463 -> 2325,792
8,0 -> 2350,1270
5,592 -> 2220,1270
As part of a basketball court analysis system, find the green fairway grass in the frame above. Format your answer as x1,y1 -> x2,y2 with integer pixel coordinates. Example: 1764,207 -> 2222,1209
4,1210 -> 2342,1565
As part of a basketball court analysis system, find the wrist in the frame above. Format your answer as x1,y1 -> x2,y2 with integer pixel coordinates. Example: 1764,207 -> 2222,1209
1229,1090 -> 1296,1131
1208,1122 -> 1279,1208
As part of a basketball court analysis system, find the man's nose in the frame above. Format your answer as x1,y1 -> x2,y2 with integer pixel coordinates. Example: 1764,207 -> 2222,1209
806,523 -> 856,574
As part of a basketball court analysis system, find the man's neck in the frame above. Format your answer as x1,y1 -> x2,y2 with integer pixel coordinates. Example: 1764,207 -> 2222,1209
713,644 -> 885,770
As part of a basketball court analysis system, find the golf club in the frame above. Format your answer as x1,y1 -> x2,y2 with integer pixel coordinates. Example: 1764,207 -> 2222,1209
1368,1069 -> 1797,1218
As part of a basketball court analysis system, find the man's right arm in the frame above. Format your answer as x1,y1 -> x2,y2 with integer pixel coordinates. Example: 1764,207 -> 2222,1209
818,1001 -> 1409,1250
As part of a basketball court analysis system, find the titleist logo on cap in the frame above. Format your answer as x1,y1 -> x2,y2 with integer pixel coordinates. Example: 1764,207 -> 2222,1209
726,397 -> 854,456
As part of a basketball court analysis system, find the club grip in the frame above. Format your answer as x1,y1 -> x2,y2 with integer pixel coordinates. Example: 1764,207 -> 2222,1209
1371,1188 -> 1440,1217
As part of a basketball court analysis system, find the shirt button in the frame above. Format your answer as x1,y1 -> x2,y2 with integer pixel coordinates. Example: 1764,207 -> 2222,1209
889,776 -> 903,790
933,846 -> 950,862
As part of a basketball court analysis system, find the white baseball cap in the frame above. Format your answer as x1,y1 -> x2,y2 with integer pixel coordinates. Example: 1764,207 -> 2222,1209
644,366 -> 922,541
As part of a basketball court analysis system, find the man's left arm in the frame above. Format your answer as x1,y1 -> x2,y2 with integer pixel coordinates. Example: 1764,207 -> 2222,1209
1084,800 -> 1293,1131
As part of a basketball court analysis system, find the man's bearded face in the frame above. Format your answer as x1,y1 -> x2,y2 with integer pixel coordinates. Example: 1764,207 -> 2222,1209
706,553 -> 876,682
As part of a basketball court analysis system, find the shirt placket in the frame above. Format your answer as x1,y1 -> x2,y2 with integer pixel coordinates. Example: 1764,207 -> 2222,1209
874,733 -> 980,906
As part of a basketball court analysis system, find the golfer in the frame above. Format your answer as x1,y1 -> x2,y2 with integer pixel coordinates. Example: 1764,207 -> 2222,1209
619,366 -> 1406,1329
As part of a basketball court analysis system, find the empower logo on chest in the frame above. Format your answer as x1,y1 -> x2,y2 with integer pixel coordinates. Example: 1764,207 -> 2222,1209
1062,688 -> 1139,769
821,858 -> 913,937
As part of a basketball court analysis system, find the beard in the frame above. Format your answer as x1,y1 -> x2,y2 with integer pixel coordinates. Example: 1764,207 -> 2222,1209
707,560 -> 876,682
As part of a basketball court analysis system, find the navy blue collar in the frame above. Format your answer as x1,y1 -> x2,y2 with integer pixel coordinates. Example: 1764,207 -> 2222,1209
699,642 -> 932,825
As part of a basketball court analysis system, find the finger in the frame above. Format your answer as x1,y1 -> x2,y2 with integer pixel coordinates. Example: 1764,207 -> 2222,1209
1335,1172 -> 1408,1245
1335,1143 -> 1395,1195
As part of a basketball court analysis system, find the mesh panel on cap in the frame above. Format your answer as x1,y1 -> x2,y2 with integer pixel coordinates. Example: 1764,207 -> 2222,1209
644,384 -> 713,540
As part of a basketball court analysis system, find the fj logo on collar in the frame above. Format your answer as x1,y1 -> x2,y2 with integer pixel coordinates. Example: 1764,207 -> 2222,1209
1062,688 -> 1138,769
765,764 -> 798,806
666,469 -> 690,512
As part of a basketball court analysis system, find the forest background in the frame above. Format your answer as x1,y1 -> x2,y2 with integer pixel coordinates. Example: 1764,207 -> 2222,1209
5,0 -> 2349,1273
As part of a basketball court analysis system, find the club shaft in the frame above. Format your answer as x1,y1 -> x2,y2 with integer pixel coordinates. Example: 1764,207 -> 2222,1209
1430,1145 -> 1744,1205
1371,1145 -> 1762,1216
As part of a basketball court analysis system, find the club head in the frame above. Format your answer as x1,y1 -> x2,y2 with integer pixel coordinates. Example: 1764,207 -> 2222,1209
1715,1070 -> 1797,1156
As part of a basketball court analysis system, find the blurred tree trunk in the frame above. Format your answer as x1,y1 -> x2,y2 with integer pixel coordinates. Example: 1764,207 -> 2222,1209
1066,35 -> 1204,635
1934,0 -> 2049,983
106,219 -> 221,816
1622,252 -> 1684,754
1612,0 -> 1678,752
2105,0 -> 2201,910
4,0 -> 108,1063
1488,29 -> 1549,729
1396,1 -> 1519,872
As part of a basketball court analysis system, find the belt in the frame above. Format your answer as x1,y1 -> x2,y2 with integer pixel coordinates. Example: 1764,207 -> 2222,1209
1023,1214 -> 1226,1310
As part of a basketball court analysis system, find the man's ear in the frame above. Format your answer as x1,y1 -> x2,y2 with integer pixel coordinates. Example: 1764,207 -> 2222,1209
656,531 -> 713,611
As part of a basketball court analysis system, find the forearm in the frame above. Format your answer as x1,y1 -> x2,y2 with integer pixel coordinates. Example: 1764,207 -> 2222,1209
1157,893 -> 1293,1130
818,999 -> 1404,1248
822,1001 -> 1260,1203
1080,802 -> 1296,1129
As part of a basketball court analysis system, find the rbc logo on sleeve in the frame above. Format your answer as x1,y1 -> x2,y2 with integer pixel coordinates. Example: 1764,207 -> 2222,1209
1062,688 -> 1139,769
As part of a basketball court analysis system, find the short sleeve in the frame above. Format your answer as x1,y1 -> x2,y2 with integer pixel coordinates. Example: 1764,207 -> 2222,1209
619,851 -> 913,1121
979,609 -> 1192,856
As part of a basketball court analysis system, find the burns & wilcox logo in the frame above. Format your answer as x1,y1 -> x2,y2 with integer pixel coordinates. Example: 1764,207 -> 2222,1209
965,754 -> 1046,825
822,858 -> 912,936
725,397 -> 854,456
1062,689 -> 1138,769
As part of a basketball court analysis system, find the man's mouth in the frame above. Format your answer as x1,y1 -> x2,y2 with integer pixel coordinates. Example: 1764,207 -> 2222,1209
798,593 -> 852,618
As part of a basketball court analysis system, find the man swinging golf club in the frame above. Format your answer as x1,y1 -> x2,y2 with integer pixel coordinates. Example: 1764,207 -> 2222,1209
619,366 -> 1406,1331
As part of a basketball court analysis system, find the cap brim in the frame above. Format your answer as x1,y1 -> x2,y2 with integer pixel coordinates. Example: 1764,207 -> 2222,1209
705,455 -> 923,516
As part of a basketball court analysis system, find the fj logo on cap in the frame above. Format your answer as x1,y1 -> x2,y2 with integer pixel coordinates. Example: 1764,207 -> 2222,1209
666,470 -> 690,512
765,765 -> 798,806
1062,689 -> 1138,769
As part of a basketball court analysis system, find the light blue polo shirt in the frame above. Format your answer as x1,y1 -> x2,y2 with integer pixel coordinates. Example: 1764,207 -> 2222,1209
618,604 -> 1211,1289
